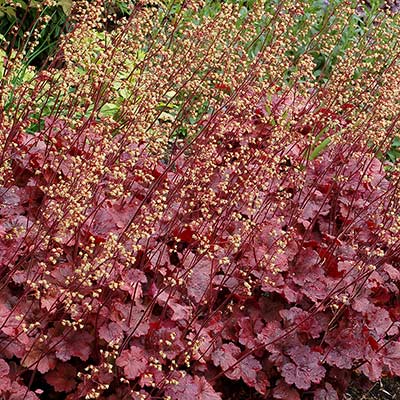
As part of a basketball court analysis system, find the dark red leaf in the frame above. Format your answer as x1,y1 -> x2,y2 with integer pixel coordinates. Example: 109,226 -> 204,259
383,342 -> 400,375
116,345 -> 147,380
211,343 -> 240,371
314,383 -> 339,400
45,363 -> 77,392
272,380 -> 300,400
282,345 -> 325,390
0,359 -> 11,393
187,258 -> 213,303
165,374 -> 221,400
53,331 -> 93,362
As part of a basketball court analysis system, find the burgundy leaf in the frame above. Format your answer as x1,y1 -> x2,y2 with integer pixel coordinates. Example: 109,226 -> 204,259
254,370 -> 270,395
116,345 -> 147,380
9,381 -> 40,400
237,355 -> 262,387
165,374 -> 221,400
280,307 -> 327,339
99,321 -> 124,343
325,326 -> 366,369
0,359 -> 11,393
281,345 -> 325,390
187,258 -> 213,303
383,341 -> 400,375
211,343 -> 240,371
314,383 -> 339,400
272,380 -> 301,400
22,347 -> 57,374
45,363 -> 77,392
54,331 -> 93,362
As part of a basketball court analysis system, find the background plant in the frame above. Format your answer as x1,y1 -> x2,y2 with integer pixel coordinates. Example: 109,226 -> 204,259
0,1 -> 399,399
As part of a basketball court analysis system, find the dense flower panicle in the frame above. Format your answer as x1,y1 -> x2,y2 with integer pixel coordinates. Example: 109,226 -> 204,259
0,0 -> 400,399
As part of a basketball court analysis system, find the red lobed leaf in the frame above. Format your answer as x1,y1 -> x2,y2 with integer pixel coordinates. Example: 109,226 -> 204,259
45,363 -> 77,392
272,380 -> 300,400
99,321 -> 124,343
281,345 -> 325,390
53,331 -> 93,362
22,347 -> 57,374
0,359 -> 11,393
165,373 -> 221,400
314,383 -> 339,400
383,341 -> 400,376
187,258 -> 213,304
9,381 -> 40,400
211,343 -> 240,372
116,345 -> 147,380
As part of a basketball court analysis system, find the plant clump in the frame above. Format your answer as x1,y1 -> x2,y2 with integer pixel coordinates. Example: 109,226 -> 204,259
0,0 -> 399,399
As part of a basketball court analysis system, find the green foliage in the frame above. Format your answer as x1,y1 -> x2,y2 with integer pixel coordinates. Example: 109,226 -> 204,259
0,0 -> 69,67
387,136 -> 400,163
309,137 -> 332,160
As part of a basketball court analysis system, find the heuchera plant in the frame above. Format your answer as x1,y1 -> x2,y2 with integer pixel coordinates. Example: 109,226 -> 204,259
0,0 -> 400,399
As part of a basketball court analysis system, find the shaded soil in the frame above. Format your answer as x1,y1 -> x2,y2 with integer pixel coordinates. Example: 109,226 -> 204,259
346,378 -> 400,400
222,377 -> 400,399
